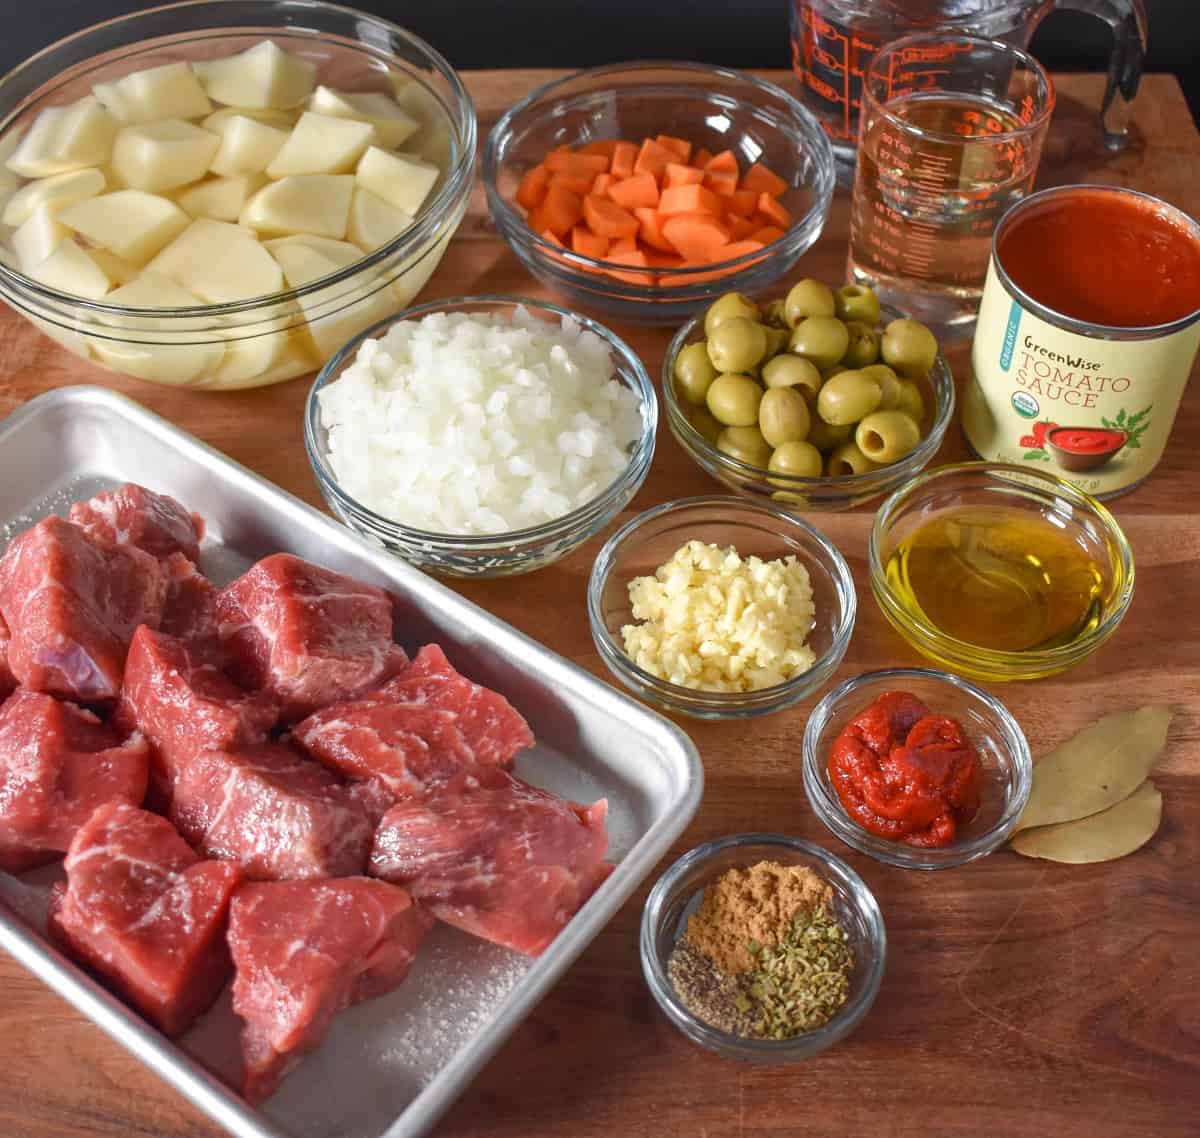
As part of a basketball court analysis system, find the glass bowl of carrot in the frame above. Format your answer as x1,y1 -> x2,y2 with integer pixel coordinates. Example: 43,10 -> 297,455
483,61 -> 836,324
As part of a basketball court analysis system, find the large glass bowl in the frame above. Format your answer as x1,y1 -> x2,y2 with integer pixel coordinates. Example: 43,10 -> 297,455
663,302 -> 956,512
305,296 -> 658,578
640,834 -> 886,1061
0,0 -> 476,390
587,495 -> 855,718
484,61 -> 835,326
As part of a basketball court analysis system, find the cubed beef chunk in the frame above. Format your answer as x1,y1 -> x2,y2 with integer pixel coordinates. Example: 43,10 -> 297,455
160,554 -> 219,642
68,483 -> 203,563
0,614 -> 14,700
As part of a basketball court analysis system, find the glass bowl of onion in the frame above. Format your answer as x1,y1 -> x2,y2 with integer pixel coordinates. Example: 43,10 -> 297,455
304,295 -> 658,577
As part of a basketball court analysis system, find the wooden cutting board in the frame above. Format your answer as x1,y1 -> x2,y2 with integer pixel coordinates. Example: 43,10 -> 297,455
0,71 -> 1197,1138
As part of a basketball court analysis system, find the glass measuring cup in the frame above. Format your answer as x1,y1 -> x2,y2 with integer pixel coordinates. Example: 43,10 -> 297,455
790,0 -> 1146,177
846,32 -> 1054,334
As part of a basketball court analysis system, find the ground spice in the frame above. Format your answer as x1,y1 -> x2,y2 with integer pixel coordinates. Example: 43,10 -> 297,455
665,940 -> 755,1036
684,860 -> 831,974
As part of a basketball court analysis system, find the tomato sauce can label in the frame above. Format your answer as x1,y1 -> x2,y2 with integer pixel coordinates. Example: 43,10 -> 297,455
964,186 -> 1200,498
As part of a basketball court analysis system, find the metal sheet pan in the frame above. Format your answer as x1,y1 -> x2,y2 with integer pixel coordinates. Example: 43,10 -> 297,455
0,385 -> 703,1138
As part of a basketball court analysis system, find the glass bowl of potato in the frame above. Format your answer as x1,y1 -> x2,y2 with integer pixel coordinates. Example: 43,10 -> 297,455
0,0 -> 475,390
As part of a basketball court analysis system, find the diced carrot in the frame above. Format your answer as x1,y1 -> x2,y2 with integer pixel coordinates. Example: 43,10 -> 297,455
539,228 -> 572,266
693,147 -> 714,169
643,250 -> 686,270
611,140 -> 637,179
516,165 -> 550,211
606,247 -> 655,286
756,193 -> 793,229
633,138 -> 676,180
726,215 -> 758,241
750,224 -> 786,244
582,193 -> 639,239
570,225 -> 610,259
609,235 -> 639,255
661,212 -> 731,261
674,261 -> 735,285
608,171 -> 660,210
714,239 -> 765,262
741,162 -> 788,198
579,139 -> 619,159
592,172 -> 615,197
664,162 -> 704,188
540,183 -> 584,236
659,183 -> 725,217
542,145 -> 573,172
545,149 -> 609,177
655,134 -> 692,163
705,149 -> 740,176
548,169 -> 597,197
725,188 -> 759,217
703,168 -> 739,196
633,206 -> 676,253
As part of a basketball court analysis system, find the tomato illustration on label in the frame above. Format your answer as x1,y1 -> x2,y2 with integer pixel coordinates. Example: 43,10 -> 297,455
1019,420 -> 1057,461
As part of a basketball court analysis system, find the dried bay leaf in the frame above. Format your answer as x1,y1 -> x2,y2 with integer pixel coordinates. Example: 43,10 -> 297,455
1011,780 -> 1162,864
1014,705 -> 1172,832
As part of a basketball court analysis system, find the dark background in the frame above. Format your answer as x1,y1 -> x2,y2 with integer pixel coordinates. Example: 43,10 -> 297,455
5,1 -> 1198,119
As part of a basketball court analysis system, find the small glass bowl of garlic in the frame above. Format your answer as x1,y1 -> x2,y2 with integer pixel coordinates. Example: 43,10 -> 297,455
587,495 -> 856,719
0,0 -> 475,390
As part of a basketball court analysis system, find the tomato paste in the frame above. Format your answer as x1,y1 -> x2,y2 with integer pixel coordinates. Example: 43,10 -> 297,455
1046,427 -> 1127,455
827,691 -> 984,849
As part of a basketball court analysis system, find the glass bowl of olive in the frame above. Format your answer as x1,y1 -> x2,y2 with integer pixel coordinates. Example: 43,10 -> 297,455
663,281 -> 955,511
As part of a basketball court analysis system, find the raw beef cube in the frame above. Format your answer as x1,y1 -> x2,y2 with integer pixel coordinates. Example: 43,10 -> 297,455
69,482 -> 204,563
380,645 -> 534,767
229,878 -> 433,1103
160,554 -> 219,641
48,801 -> 240,1036
0,690 -> 149,873
0,516 -> 167,703
370,769 -> 612,956
0,614 -> 15,700
291,697 -> 478,820
115,627 -> 278,785
172,743 -> 372,880
216,553 -> 404,720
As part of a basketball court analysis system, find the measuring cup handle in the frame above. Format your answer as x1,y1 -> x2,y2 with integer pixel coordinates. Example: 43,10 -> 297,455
1051,0 -> 1147,149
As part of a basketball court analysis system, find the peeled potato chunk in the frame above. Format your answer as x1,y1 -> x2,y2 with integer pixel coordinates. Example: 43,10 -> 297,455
194,41 -> 317,110
208,115 -> 290,178
3,168 -> 106,228
175,174 -> 266,222
266,112 -> 377,178
308,86 -> 419,148
147,217 -> 284,303
202,106 -> 298,132
356,147 -> 438,216
7,97 -> 119,178
346,186 -> 413,253
59,190 -> 191,264
12,206 -> 69,269
240,174 -> 354,239
93,62 -> 212,125
111,119 -> 221,194
26,239 -> 111,299
85,247 -> 141,286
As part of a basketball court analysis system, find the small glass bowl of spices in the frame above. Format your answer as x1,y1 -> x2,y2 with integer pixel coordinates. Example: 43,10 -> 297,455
640,834 -> 885,1060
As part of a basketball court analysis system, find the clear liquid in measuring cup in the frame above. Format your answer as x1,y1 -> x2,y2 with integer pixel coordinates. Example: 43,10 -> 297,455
847,92 -> 1039,334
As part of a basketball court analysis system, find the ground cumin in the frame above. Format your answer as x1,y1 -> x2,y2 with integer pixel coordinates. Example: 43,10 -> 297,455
684,860 -> 831,974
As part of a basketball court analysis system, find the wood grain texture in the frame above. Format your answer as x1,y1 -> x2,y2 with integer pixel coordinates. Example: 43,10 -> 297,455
0,71 -> 1197,1138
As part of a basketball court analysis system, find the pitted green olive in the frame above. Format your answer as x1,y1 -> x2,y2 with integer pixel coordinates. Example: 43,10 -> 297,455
762,354 -> 822,402
860,364 -> 903,410
762,297 -> 789,328
707,317 -> 769,373
788,315 -> 850,370
842,320 -> 880,368
835,284 -> 882,326
855,409 -> 922,463
762,324 -> 790,360
816,368 -> 882,426
704,291 -> 759,338
717,425 -> 773,468
806,417 -> 853,452
768,440 -> 823,479
688,405 -> 723,445
758,386 -> 811,448
673,341 -> 718,405
881,318 -> 939,379
827,441 -> 880,476
895,379 -> 926,424
706,372 -> 764,427
784,278 -> 836,326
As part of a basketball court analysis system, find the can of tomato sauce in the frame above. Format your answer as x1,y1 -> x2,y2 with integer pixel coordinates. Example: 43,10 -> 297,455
964,184 -> 1200,497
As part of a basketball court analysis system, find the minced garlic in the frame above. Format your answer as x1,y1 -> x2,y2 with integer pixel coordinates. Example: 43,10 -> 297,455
620,540 -> 816,692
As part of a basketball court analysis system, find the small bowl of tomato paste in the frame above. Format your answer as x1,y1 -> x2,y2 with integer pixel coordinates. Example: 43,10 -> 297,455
1045,426 -> 1130,472
802,668 -> 1032,869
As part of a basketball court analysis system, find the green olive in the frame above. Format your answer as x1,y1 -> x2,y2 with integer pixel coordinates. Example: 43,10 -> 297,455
827,441 -> 880,477
673,341 -> 718,405
772,489 -> 810,507
762,324 -> 790,360
822,364 -> 849,381
816,368 -> 883,426
717,425 -> 773,469
758,386 -> 811,448
895,380 -> 926,424
788,315 -> 850,370
704,291 -> 759,338
707,317 -> 769,373
768,440 -> 823,479
688,405 -> 723,446
841,320 -> 880,368
762,297 -> 789,328
855,409 -> 922,464
834,283 -> 882,326
806,417 -> 853,452
706,371 -> 764,427
881,318 -> 939,379
762,354 -> 822,402
860,364 -> 902,410
784,278 -> 836,326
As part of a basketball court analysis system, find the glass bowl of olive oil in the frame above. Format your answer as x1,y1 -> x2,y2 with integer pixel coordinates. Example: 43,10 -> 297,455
869,462 -> 1135,682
